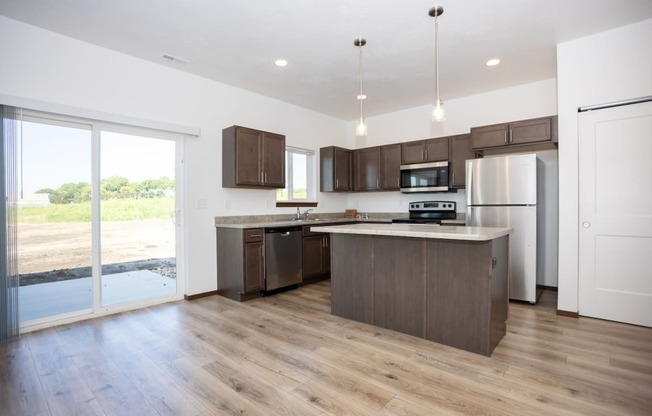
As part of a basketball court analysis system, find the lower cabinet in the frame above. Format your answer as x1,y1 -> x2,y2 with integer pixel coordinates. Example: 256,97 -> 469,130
302,225 -> 331,282
216,227 -> 265,301
243,229 -> 264,293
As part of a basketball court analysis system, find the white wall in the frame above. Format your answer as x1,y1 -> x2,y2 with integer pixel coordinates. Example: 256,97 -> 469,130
344,79 -> 558,216
556,18 -> 652,313
0,16 -> 349,296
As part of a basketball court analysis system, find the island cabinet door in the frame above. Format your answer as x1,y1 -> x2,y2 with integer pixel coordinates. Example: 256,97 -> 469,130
372,237 -> 426,337
424,239 -> 494,356
330,234 -> 373,324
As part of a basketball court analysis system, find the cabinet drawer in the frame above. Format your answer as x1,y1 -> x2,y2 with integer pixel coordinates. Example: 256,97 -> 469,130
244,228 -> 264,242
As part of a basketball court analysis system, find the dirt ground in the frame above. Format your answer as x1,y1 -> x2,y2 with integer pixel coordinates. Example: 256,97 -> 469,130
18,219 -> 176,275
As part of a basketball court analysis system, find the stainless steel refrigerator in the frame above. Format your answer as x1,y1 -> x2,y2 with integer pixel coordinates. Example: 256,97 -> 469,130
466,153 -> 543,303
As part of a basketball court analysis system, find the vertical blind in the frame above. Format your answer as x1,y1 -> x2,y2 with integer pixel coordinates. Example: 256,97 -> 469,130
1,105 -> 19,343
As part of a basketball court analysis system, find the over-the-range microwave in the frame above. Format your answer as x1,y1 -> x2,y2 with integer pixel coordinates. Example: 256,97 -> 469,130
400,161 -> 451,193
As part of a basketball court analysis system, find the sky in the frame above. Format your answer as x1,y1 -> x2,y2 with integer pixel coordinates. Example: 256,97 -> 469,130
20,121 -> 175,194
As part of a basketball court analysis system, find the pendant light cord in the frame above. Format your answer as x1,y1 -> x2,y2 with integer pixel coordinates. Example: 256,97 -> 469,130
358,38 -> 364,119
435,12 -> 440,104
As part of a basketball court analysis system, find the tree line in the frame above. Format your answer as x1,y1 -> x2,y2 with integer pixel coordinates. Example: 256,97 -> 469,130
36,176 -> 174,204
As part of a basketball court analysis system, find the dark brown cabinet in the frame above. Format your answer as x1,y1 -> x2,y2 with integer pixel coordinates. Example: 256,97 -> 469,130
380,144 -> 401,190
471,116 -> 558,150
320,146 -> 352,192
401,137 -> 449,164
243,229 -> 264,293
302,234 -> 330,279
352,144 -> 401,192
222,125 -> 285,189
216,227 -> 265,301
353,147 -> 381,191
449,133 -> 474,188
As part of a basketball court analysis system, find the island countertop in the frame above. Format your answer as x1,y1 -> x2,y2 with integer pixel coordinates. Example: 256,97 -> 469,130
311,223 -> 512,241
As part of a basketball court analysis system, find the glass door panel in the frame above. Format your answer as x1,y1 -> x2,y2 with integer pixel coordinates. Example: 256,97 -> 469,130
18,120 -> 92,321
99,131 -> 176,306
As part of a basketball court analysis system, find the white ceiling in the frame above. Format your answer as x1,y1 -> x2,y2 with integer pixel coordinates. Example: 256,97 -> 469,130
2,0 -> 652,120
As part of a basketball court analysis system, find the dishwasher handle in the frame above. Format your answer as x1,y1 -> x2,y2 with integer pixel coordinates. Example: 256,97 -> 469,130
265,226 -> 302,234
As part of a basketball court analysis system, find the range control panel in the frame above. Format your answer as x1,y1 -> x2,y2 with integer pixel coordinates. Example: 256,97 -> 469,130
409,201 -> 456,212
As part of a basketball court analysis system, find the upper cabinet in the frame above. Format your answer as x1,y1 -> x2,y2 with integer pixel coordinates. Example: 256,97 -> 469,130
471,116 -> 558,150
380,144 -> 401,190
222,125 -> 285,189
449,134 -> 474,188
401,137 -> 449,165
353,147 -> 381,191
352,144 -> 402,191
320,146 -> 352,192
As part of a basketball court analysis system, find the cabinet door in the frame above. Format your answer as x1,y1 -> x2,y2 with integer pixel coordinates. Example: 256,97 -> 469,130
354,147 -> 381,191
262,132 -> 285,187
424,137 -> 449,162
509,117 -> 552,145
471,123 -> 509,149
334,147 -> 352,191
401,140 -> 425,164
235,128 -> 263,186
380,144 -> 401,190
303,235 -> 326,277
449,134 -> 474,188
243,241 -> 264,293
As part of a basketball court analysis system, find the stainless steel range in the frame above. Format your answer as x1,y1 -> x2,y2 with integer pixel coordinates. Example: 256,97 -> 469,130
392,201 -> 457,224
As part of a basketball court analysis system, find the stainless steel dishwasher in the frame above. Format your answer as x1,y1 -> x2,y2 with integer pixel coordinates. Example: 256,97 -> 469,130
264,226 -> 303,291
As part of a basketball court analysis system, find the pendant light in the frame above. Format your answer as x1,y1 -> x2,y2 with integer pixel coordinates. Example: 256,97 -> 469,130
429,6 -> 445,122
354,37 -> 368,137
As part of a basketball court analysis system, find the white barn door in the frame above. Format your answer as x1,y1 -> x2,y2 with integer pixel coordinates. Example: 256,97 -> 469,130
578,99 -> 652,327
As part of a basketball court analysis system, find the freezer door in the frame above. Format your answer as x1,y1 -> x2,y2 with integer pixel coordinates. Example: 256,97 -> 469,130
466,154 -> 538,206
468,205 -> 537,303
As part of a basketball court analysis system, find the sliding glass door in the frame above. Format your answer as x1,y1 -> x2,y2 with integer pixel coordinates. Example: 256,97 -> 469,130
99,130 -> 177,306
18,119 -> 93,321
17,114 -> 182,325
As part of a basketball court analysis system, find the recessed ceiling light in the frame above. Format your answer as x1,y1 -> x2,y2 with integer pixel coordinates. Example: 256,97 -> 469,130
357,94 -> 367,100
486,58 -> 500,67
275,59 -> 288,67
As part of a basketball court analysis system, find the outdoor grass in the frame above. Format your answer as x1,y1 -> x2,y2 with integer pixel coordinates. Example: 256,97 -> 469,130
18,197 -> 175,223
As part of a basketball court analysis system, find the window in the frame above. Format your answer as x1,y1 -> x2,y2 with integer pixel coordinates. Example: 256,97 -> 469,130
276,146 -> 316,203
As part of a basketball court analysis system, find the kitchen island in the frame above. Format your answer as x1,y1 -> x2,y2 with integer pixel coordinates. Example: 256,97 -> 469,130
310,223 -> 512,356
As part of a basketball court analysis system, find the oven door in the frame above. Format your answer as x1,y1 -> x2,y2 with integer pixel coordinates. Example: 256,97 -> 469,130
400,161 -> 450,192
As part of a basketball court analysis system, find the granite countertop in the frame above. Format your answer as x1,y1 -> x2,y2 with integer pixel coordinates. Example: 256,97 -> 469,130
214,217 -> 391,229
310,223 -> 511,242
214,212 -> 466,229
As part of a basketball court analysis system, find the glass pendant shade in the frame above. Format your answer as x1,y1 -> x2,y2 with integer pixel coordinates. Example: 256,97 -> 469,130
354,37 -> 368,137
430,5 -> 445,123
432,99 -> 445,122
355,116 -> 368,137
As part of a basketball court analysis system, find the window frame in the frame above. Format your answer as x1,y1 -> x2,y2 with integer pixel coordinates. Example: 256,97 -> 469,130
276,146 -> 317,207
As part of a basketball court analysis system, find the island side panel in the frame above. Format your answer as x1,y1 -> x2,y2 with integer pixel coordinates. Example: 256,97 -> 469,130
330,234 -> 374,324
425,239 -> 493,356
216,227 -> 245,301
490,235 -> 509,353
373,236 -> 426,337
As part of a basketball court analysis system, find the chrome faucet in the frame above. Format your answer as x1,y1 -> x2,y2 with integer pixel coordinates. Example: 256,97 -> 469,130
295,208 -> 313,220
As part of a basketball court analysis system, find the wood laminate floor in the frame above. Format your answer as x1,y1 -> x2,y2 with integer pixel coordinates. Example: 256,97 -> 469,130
2,281 -> 651,415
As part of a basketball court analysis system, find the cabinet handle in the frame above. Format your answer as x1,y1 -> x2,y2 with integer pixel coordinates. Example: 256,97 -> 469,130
324,237 -> 328,248
424,150 -> 428,160
261,172 -> 264,183
452,173 -> 455,184
504,131 -> 507,144
509,130 -> 513,144
336,179 -> 339,189
421,150 -> 425,160
249,234 -> 262,238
